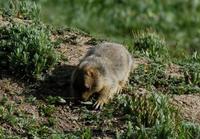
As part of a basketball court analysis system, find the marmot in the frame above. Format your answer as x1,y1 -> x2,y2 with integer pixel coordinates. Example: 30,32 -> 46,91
71,42 -> 133,109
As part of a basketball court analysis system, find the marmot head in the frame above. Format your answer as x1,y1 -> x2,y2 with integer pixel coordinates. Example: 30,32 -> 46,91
72,65 -> 103,101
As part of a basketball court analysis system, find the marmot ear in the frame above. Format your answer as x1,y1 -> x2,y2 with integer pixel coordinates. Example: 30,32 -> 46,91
86,68 -> 96,77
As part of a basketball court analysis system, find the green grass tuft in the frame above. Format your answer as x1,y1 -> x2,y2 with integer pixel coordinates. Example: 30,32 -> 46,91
131,30 -> 169,62
116,92 -> 180,138
2,0 -> 40,21
0,22 -> 59,79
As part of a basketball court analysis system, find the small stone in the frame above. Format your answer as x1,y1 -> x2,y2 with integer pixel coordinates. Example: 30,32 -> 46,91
80,101 -> 93,105
58,97 -> 67,104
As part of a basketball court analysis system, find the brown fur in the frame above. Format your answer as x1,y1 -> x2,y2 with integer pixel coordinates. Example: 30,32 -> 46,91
71,42 -> 133,109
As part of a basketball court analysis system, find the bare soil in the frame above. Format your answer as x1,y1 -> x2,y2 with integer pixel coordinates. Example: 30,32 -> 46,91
172,94 -> 200,123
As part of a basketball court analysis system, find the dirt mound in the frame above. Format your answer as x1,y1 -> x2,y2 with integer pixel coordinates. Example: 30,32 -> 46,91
172,94 -> 200,123
1,16 -> 200,138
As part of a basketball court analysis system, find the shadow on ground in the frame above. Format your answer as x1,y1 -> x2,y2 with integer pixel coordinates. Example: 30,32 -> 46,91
26,64 -> 77,104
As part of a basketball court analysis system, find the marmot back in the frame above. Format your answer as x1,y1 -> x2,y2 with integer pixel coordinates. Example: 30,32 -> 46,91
85,42 -> 133,80
71,42 -> 133,109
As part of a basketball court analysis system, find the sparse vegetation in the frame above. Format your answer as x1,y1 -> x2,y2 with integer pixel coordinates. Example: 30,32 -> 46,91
35,0 -> 200,58
116,92 -> 180,138
130,62 -> 200,94
0,0 -> 200,138
132,30 -> 169,61
2,0 -> 40,21
0,1 -> 59,79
